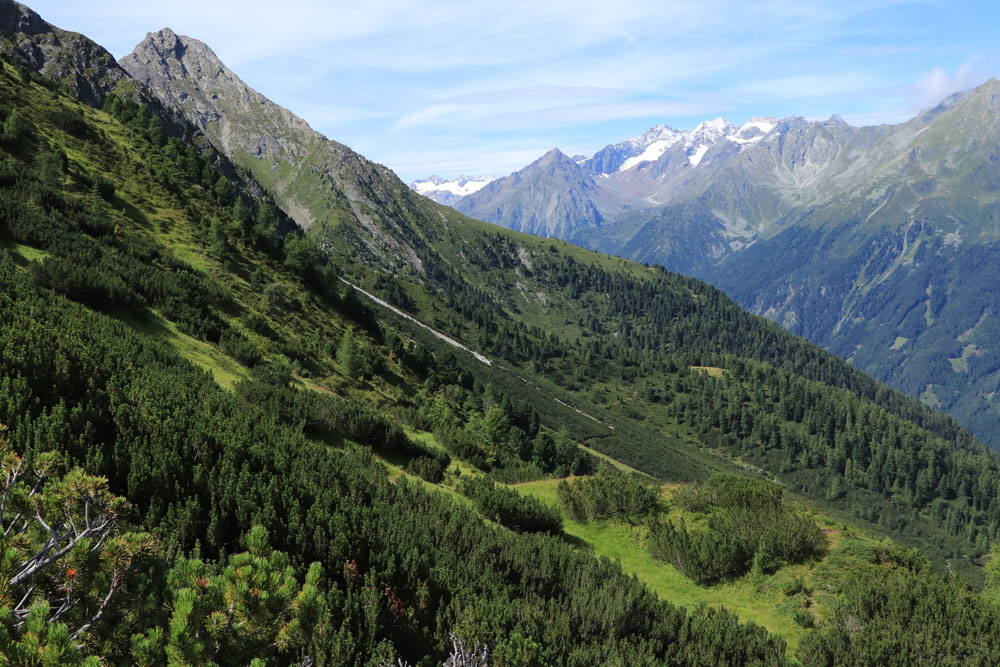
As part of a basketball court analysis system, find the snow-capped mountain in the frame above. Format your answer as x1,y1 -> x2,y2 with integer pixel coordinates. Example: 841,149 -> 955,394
451,115 -> 792,236
413,83 -> 1000,450
584,117 -> 779,174
409,175 -> 496,205
584,124 -> 685,174
414,117 -> 783,210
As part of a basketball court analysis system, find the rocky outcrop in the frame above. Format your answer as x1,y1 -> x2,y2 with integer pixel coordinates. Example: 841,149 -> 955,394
121,28 -> 319,166
0,0 -> 131,106
121,27 -> 441,275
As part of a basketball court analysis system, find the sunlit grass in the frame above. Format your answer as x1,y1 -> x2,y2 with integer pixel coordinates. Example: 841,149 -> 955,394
508,476 -> 876,655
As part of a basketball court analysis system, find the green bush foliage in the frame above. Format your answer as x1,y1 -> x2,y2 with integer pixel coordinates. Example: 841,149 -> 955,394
557,468 -> 659,521
650,475 -> 826,583
458,477 -> 563,534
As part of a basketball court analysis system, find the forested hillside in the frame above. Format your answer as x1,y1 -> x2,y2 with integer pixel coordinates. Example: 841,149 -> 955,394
412,79 -> 1000,450
0,57 -> 802,664
3,3 -> 1000,663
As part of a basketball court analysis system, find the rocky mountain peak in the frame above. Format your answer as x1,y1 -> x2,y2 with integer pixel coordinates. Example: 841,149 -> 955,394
127,28 -> 225,83
539,147 -> 569,162
138,27 -> 187,62
0,0 -> 46,34
121,29 -> 320,165
0,0 -> 129,107
690,117 -> 736,140
121,26 -> 432,260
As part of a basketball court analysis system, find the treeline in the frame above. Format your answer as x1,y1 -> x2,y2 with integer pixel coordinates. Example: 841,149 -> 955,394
649,475 -> 826,584
0,62 -> 793,664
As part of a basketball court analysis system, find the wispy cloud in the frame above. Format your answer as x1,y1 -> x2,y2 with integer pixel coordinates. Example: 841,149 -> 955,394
393,105 -> 462,131
25,0 -> 1000,180
910,60 -> 983,111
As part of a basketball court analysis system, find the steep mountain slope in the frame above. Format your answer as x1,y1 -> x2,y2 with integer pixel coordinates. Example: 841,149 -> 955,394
0,0 -> 132,105
415,86 -> 1000,447
709,82 -> 1000,444
3,4 -> 1000,661
0,50 -> 803,663
121,27 -> 446,279
115,20 -> 1000,572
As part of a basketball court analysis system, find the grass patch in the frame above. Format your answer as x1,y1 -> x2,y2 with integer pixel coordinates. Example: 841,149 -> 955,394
690,365 -> 727,378
578,443 -> 654,479
115,309 -> 248,389
1,236 -> 51,265
509,477 -> 883,655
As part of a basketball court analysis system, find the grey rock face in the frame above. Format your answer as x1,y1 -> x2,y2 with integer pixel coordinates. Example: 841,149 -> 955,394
121,27 -> 445,277
0,0 -> 129,107
121,28 -> 318,167
455,149 -> 608,237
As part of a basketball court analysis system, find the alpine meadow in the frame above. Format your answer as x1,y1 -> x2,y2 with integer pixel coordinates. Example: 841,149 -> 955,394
2,1 -> 1000,665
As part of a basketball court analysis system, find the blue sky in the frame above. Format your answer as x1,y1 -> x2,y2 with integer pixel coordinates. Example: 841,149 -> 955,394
28,1 -> 1000,182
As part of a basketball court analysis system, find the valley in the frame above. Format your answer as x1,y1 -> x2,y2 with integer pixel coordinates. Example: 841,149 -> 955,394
422,90 -> 1000,450
1,0 -> 999,664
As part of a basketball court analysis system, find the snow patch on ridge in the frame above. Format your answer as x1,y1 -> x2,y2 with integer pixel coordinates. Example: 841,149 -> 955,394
729,117 -> 778,146
412,175 -> 495,197
619,136 -> 685,171
742,118 -> 776,134
613,116 -> 781,170
688,144 -> 710,166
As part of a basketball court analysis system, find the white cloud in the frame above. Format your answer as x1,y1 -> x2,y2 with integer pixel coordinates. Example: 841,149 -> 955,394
393,105 -> 462,131
23,0 -> 999,181
910,60 -> 980,111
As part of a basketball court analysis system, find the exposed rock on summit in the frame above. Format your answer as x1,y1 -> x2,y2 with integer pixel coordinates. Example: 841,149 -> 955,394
121,28 -> 318,166
0,0 -> 131,106
122,28 -> 441,273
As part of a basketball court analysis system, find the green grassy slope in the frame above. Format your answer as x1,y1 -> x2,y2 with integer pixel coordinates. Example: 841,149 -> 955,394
113,34 -> 1000,577
0,57 -> 809,664
3,42 -> 1000,663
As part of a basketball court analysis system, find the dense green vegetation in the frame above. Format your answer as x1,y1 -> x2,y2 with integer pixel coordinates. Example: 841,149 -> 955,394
323,173 -> 1000,569
0,58 -> 796,664
457,477 -> 563,534
4,33 -> 1000,664
796,539 -> 1000,666
513,473 -> 1000,663
650,475 -> 826,583
557,469 -> 659,521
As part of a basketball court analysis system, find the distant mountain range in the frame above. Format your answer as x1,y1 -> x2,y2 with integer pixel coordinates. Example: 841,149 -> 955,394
409,175 -> 495,205
414,90 -> 1000,447
8,1 -> 1000,660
